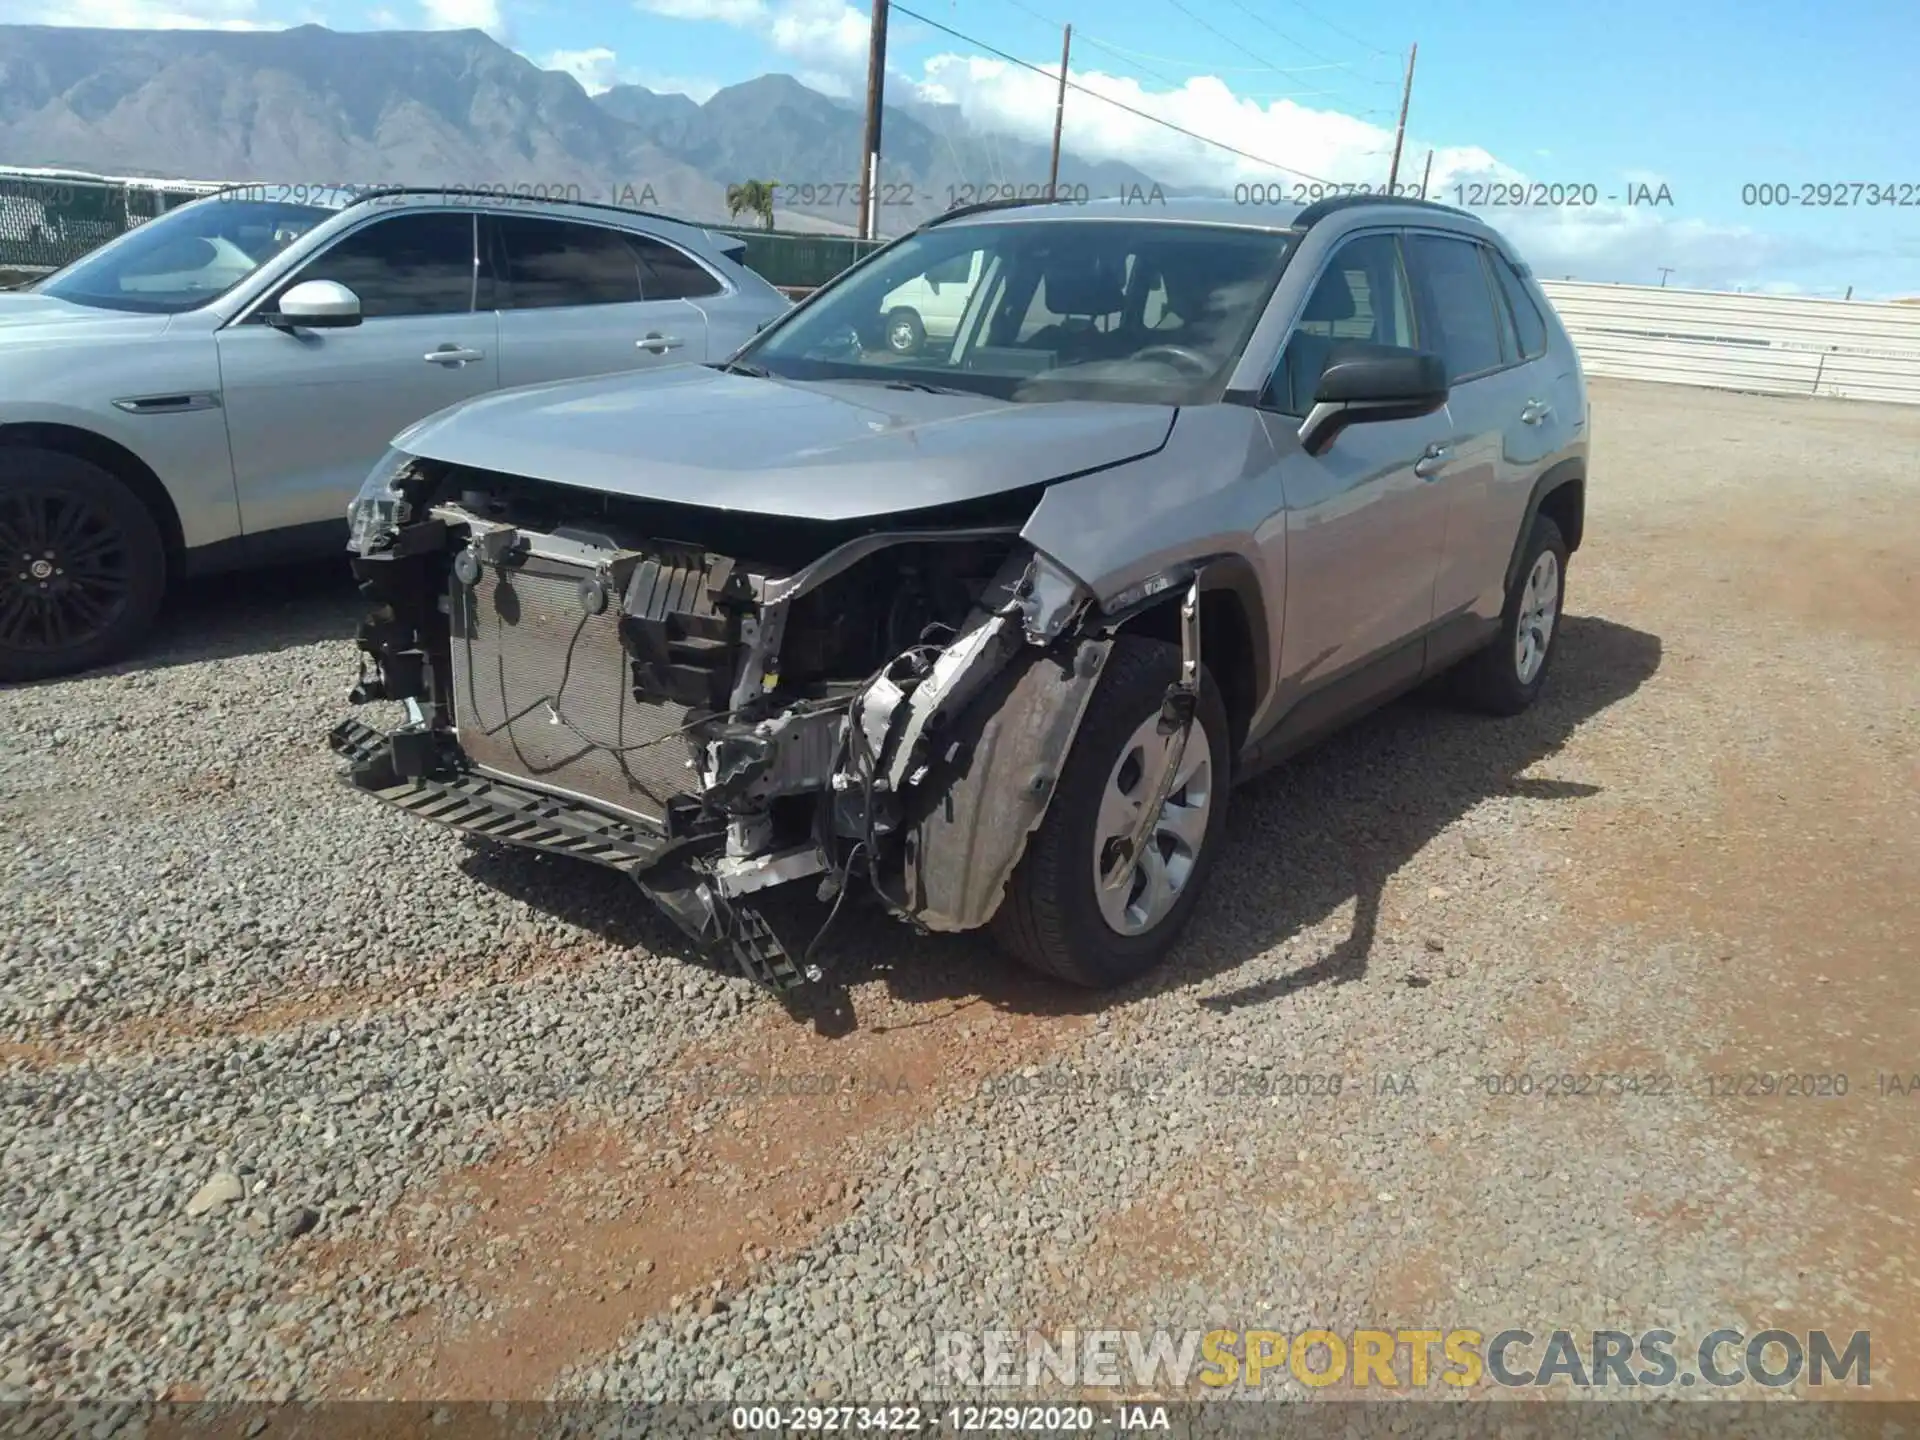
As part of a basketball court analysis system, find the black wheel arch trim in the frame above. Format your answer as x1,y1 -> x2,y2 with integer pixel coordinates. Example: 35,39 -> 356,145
1094,551 -> 1272,749
1503,457 -> 1584,596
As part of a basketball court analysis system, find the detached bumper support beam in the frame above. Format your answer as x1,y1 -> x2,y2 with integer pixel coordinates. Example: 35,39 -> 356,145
328,719 -> 669,871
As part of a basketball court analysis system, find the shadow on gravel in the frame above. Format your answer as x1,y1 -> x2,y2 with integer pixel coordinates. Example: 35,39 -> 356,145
7,557 -> 362,689
464,613 -> 1662,1038
148,557 -> 362,668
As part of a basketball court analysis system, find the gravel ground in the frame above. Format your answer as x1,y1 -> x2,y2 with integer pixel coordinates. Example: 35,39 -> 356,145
1,379 -> 1915,1410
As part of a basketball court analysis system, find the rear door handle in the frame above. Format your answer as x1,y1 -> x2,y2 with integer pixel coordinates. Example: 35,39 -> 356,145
1413,444 -> 1450,478
1521,399 -> 1553,425
425,345 -> 484,366
637,333 -> 685,354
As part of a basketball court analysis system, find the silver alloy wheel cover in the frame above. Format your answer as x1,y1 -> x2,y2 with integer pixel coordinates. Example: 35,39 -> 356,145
1091,713 -> 1214,936
1514,549 -> 1560,685
888,315 -> 916,351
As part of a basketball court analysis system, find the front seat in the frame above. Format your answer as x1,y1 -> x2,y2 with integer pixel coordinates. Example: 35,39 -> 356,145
1277,268 -> 1358,414
1021,256 -> 1127,363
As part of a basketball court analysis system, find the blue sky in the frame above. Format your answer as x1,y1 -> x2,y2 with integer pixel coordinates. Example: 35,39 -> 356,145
18,0 -> 1920,295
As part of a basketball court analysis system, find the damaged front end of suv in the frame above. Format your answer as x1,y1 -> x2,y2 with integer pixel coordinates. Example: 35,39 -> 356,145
329,446 -> 1200,992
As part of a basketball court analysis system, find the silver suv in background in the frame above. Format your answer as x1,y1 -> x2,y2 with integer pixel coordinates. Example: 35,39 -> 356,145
333,193 -> 1589,992
0,186 -> 790,681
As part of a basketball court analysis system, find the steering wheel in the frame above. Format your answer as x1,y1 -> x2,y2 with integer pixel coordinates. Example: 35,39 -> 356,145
1132,344 -> 1213,376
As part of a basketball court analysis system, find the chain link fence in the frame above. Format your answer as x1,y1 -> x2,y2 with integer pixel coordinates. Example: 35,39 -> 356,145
0,165 -> 886,293
0,169 -> 226,278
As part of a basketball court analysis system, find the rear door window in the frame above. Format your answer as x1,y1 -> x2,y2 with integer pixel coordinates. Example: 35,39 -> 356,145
1491,250 -> 1550,359
490,216 -> 642,308
1403,232 -> 1508,382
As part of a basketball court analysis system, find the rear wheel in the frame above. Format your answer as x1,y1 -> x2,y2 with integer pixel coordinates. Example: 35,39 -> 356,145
885,308 -> 926,356
992,634 -> 1230,988
1452,513 -> 1567,715
0,449 -> 167,683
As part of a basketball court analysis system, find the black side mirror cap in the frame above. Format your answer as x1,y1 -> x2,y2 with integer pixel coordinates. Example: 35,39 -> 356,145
1298,341 -> 1449,455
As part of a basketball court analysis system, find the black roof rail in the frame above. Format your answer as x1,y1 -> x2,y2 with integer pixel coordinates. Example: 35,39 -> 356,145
1291,191 -> 1477,230
918,193 -> 1080,229
331,184 -> 717,234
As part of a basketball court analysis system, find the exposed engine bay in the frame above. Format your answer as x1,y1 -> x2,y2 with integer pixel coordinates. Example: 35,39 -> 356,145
328,454 -> 1193,992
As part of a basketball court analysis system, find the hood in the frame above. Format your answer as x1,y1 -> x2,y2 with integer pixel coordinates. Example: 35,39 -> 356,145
0,292 -> 177,338
394,365 -> 1177,522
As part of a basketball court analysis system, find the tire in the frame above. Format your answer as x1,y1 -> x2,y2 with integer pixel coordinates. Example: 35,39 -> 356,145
992,633 -> 1231,988
0,448 -> 168,683
1452,513 -> 1568,716
885,307 -> 926,356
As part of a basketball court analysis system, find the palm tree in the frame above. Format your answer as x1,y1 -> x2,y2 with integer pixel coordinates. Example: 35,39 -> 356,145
726,179 -> 779,231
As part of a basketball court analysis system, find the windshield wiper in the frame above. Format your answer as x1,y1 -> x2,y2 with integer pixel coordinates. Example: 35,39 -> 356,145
877,378 -> 973,396
715,359 -> 772,378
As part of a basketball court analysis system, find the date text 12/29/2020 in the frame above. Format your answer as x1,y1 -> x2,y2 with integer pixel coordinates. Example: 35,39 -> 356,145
731,1405 -> 1172,1431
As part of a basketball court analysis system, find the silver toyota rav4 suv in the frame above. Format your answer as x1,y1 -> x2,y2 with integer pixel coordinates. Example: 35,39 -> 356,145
0,186 -> 788,681
333,193 -> 1588,991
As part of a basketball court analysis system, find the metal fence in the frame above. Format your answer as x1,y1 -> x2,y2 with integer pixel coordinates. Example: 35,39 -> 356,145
710,227 -> 884,292
0,168 -> 228,273
1537,280 -> 1920,406
0,165 -> 885,291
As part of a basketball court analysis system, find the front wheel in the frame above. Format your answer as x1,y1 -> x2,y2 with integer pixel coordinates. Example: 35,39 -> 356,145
991,634 -> 1231,988
0,449 -> 167,683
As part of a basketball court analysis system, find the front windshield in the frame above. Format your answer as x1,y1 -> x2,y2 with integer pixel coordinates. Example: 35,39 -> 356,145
741,218 -> 1297,404
34,195 -> 340,315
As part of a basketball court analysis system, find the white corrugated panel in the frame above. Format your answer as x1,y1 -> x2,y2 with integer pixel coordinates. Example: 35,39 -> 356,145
1537,280 -> 1920,405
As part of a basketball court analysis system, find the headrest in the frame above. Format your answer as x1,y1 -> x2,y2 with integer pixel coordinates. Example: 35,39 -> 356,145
1302,268 -> 1357,323
1042,256 -> 1124,317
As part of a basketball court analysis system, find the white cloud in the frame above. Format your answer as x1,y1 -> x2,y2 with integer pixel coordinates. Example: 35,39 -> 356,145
796,67 -> 854,99
635,0 -> 766,24
900,54 -> 1862,291
540,48 -> 721,102
543,45 -> 625,93
418,0 -> 506,39
646,73 -> 722,102
766,0 -> 868,70
633,0 -> 868,78
11,0 -> 278,26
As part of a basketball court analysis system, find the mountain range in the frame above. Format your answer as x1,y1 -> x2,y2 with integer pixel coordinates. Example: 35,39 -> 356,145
0,22 -> 1175,234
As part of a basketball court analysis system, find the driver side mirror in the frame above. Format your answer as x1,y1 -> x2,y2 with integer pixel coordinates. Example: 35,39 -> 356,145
267,279 -> 362,330
1296,341 -> 1448,456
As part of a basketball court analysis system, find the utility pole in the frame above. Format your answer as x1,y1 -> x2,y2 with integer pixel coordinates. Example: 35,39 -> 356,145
1657,267 -> 1674,287
1047,25 -> 1073,199
1844,284 -> 1853,301
1385,42 -> 1416,192
1418,148 -> 1434,200
857,0 -> 891,239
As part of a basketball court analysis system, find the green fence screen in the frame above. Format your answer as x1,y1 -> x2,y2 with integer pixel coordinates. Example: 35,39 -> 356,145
710,226 -> 885,292
0,169 -> 887,291
0,173 -> 211,274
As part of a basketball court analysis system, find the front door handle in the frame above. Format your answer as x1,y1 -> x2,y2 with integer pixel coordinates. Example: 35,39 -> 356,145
1521,399 -> 1553,425
1413,443 -> 1450,479
637,333 -> 685,354
425,345 -> 485,366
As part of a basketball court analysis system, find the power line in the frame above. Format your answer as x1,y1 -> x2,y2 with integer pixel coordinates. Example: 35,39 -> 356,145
1215,0 -> 1347,69
1264,0 -> 1396,57
889,0 -> 1341,184
991,0 -> 1188,90
1075,35 -> 1387,77
988,0 -> 1389,113
1155,0 -> 1392,117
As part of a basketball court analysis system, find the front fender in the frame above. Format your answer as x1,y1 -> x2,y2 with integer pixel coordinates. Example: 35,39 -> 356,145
895,635 -> 1113,933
